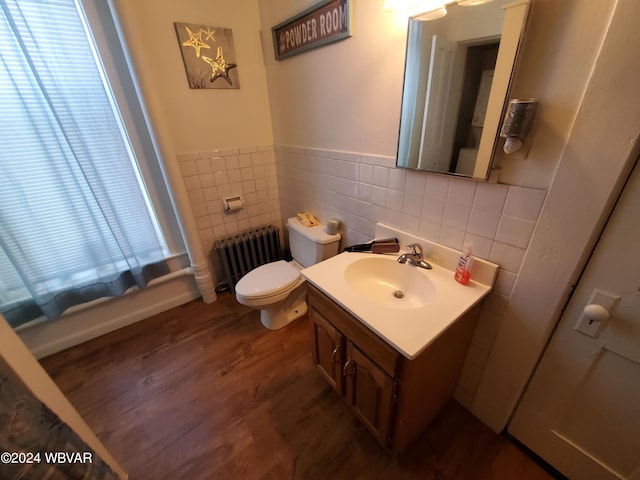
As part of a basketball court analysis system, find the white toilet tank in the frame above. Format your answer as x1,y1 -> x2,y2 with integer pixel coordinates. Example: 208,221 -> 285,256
287,217 -> 341,268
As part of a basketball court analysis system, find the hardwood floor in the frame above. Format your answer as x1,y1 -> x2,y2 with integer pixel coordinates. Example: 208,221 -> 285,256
40,293 -> 552,480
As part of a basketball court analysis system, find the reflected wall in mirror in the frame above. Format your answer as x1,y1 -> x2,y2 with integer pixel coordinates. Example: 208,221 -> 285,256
396,0 -> 530,179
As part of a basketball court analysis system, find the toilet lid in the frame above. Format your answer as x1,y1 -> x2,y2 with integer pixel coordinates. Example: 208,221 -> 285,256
235,260 -> 301,299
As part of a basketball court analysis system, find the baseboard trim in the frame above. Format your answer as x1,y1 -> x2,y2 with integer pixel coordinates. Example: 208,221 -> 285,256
18,274 -> 201,359
503,430 -> 569,480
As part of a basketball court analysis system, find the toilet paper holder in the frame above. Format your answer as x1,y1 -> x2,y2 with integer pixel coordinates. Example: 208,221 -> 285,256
223,195 -> 244,213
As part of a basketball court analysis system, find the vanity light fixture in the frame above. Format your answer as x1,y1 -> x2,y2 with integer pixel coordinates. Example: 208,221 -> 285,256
384,0 -> 493,20
457,0 -> 493,6
414,6 -> 448,20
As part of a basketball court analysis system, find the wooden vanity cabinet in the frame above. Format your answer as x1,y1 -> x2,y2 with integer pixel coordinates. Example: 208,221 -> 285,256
307,284 -> 481,459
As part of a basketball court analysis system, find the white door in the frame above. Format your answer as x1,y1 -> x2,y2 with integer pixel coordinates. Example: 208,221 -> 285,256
418,35 -> 460,171
509,158 -> 640,479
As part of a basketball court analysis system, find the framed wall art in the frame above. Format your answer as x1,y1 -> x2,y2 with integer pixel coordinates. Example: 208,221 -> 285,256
174,22 -> 240,89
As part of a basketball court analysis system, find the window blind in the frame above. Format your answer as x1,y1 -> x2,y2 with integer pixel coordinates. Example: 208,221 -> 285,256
0,0 -> 170,326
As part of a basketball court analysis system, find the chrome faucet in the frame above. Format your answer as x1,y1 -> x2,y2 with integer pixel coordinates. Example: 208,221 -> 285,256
397,243 -> 432,270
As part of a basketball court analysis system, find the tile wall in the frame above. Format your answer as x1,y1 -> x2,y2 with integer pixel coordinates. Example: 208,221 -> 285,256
177,145 -> 283,284
274,144 -> 547,407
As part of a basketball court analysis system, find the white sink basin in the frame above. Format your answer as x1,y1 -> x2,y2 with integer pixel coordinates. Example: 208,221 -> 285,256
344,256 -> 436,309
301,224 -> 499,359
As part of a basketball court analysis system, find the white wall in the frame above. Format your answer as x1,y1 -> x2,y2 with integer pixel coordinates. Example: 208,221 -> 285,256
259,0 -> 408,156
258,0 -> 631,429
259,0 -> 610,189
111,0 -> 273,153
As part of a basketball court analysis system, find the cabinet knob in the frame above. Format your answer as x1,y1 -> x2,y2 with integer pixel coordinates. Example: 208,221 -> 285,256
331,345 -> 339,362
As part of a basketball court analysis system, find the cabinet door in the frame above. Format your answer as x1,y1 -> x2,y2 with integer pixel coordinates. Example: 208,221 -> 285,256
344,341 -> 397,446
310,307 -> 343,394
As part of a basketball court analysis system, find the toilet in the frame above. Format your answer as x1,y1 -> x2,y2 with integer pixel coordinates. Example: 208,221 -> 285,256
235,217 -> 341,330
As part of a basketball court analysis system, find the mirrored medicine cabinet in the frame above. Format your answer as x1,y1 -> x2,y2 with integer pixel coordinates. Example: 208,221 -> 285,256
396,0 -> 531,180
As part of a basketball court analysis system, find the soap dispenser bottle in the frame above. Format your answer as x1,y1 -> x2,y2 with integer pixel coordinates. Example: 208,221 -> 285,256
454,244 -> 473,286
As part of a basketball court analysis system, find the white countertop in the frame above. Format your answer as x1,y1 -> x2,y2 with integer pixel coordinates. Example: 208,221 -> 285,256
301,224 -> 499,359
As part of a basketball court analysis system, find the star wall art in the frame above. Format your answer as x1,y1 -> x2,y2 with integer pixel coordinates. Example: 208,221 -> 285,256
174,22 -> 240,89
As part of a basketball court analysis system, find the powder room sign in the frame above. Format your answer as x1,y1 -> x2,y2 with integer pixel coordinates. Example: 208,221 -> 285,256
272,0 -> 352,61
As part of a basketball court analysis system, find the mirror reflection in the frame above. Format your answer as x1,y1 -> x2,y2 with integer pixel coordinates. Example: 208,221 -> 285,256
396,0 -> 527,179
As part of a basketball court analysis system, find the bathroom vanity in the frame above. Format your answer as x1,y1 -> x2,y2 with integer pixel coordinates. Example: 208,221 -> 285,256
308,283 -> 482,457
302,224 -> 499,459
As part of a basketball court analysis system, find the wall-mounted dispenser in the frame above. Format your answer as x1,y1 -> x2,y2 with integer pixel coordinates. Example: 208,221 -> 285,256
222,195 -> 244,213
500,99 -> 538,154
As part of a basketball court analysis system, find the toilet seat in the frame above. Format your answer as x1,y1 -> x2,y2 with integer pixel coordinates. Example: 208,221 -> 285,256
235,260 -> 302,301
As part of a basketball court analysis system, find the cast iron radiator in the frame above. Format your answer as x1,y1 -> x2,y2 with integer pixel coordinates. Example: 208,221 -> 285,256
213,225 -> 283,292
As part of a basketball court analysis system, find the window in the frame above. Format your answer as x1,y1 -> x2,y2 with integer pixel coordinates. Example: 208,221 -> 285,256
0,0 -> 175,327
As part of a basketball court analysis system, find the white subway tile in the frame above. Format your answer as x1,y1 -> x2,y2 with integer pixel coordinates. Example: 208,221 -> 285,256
400,213 -> 420,234
372,186 -> 387,206
206,200 -> 223,214
467,208 -> 500,238
177,152 -> 200,162
405,171 -> 426,195
359,163 -> 373,184
387,168 -> 406,191
200,173 -> 215,188
372,166 -> 388,187
211,157 -> 226,172
334,160 -> 348,178
238,153 -> 252,168
224,220 -> 239,235
462,233 -> 493,260
357,182 -> 372,202
476,309 -> 504,338
180,160 -> 197,177
199,227 -> 213,242
447,178 -> 477,206
466,344 -> 490,369
489,242 -> 525,273
443,202 -> 471,230
218,147 -> 238,156
454,387 -> 473,409
214,171 -> 229,186
387,189 -> 404,212
418,219 -> 441,242
425,174 -> 450,200
471,327 -> 496,352
473,182 -> 508,212
403,192 -> 423,218
196,158 -> 212,174
496,216 -> 536,249
421,197 -> 445,223
255,178 -> 267,191
217,184 -> 231,199
225,156 -> 239,170
191,202 -> 208,218
195,216 -> 210,229
504,186 -> 547,220
212,223 -> 226,238
183,176 -> 201,191
438,226 -> 465,250
209,212 -> 224,226
494,269 -> 517,296
228,169 -> 242,184
203,187 -> 218,201
346,162 -> 359,180
240,167 -> 254,182
187,189 -> 205,205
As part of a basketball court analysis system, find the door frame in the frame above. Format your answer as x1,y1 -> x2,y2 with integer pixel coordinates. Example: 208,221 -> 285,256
469,0 -> 640,432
